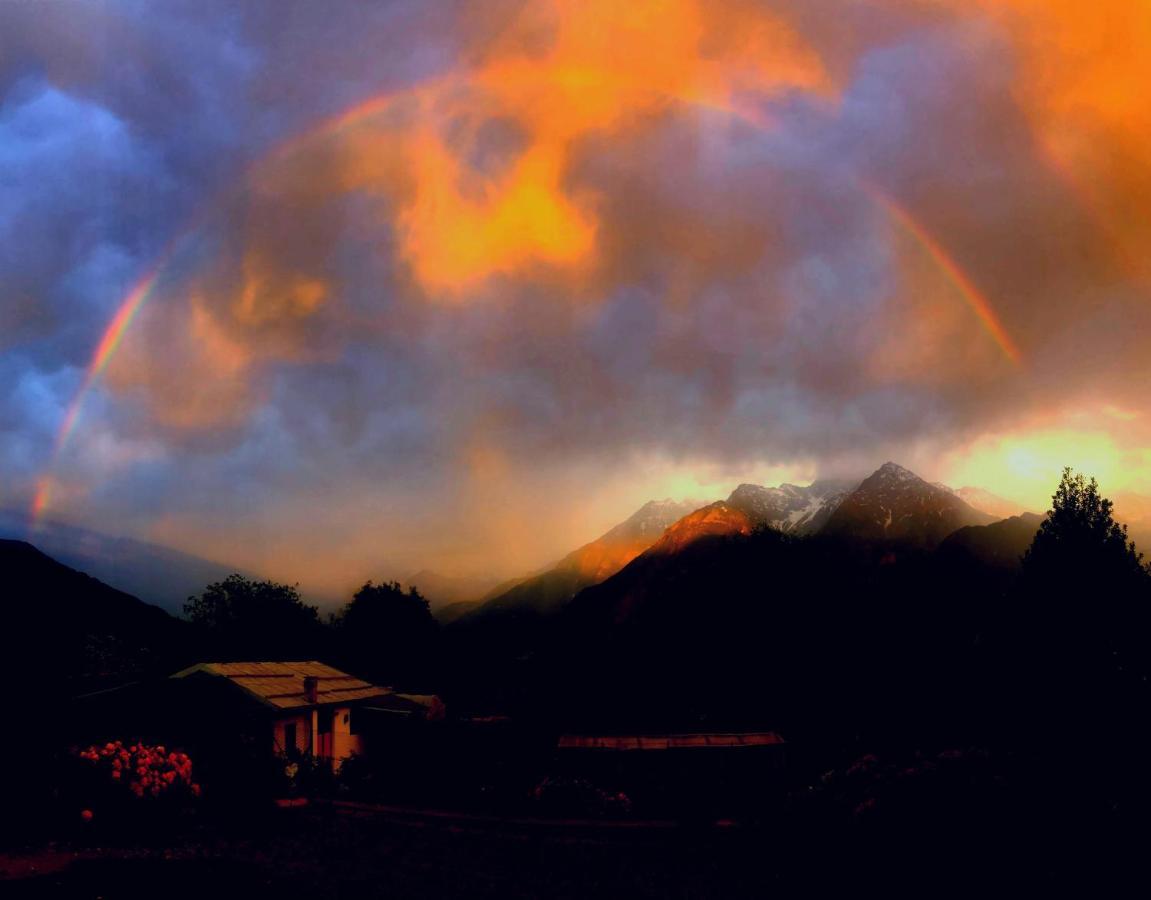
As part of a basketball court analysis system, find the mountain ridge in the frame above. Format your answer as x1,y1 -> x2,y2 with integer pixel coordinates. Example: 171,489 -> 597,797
463,497 -> 703,621
820,462 -> 996,548
0,510 -> 249,614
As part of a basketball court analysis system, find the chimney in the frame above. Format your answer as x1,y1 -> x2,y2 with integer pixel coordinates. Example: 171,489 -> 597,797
303,675 -> 319,704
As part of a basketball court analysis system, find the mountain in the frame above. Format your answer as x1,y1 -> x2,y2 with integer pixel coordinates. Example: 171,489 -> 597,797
618,479 -> 858,561
0,510 -> 243,614
556,519 -> 991,729
1,539 -> 188,690
937,512 -> 1044,572
456,478 -> 862,624
464,498 -> 701,620
569,463 -> 1001,636
820,462 -> 996,548
435,599 -> 486,624
643,501 -> 754,555
726,478 -> 858,534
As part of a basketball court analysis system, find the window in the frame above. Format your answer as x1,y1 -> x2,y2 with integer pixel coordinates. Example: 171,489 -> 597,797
319,709 -> 334,735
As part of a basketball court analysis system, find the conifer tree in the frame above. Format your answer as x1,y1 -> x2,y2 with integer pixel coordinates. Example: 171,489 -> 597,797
1022,467 -> 1146,595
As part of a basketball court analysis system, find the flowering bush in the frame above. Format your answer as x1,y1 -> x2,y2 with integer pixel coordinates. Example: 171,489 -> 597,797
530,775 -> 633,818
803,747 -> 1006,826
73,741 -> 201,813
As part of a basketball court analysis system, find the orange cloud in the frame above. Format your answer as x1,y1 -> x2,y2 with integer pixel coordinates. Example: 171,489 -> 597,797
962,1 -> 1151,277
101,291 -> 254,433
281,0 -> 833,296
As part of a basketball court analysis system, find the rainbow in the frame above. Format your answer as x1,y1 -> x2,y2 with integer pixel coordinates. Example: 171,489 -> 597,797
669,95 -> 1022,365
26,88 -> 419,527
30,253 -> 176,527
865,186 -> 1022,366
29,81 -> 1023,524
264,84 -> 425,167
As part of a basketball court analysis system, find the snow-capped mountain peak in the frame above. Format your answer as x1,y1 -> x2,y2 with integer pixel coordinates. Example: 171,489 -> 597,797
873,461 -> 921,484
820,462 -> 995,547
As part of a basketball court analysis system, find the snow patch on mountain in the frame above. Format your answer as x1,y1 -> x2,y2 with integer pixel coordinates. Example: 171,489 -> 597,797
726,478 -> 858,536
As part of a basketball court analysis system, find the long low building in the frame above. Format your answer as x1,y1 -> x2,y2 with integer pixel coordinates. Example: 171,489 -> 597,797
558,732 -> 785,751
553,731 -> 787,817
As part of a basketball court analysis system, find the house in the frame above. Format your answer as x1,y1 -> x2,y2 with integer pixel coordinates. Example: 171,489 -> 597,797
171,661 -> 443,765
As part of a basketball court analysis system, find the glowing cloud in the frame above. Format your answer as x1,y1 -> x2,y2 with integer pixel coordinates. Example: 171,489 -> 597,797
959,0 -> 1151,279
258,0 -> 834,295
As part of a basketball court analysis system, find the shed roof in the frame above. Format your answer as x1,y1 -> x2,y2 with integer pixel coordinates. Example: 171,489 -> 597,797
171,661 -> 391,710
557,732 -> 785,751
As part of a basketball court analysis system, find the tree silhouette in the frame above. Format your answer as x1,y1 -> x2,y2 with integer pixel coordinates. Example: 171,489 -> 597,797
331,581 -> 438,688
1022,467 -> 1146,594
1014,468 -> 1151,790
184,573 -> 324,660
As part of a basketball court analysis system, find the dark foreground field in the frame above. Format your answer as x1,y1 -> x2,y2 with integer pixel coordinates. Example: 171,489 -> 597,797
1,800 -> 1135,899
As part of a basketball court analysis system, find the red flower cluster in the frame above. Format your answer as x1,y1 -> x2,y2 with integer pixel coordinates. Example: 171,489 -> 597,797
75,741 -> 201,800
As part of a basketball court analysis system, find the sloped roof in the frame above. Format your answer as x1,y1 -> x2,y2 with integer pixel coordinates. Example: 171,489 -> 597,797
171,661 -> 391,710
558,732 -> 785,751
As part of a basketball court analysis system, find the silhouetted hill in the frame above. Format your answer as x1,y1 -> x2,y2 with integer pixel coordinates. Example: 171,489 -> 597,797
567,520 -> 758,629
938,513 -> 1044,571
0,510 -> 243,614
457,474 -> 878,627
0,539 -> 189,692
406,569 -> 503,612
434,599 -> 483,624
455,467 -> 1037,731
549,524 -> 1001,735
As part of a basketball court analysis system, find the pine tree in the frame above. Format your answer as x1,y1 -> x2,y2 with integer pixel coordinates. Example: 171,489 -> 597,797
1017,469 -> 1151,816
1016,469 -> 1150,731
1022,467 -> 1146,595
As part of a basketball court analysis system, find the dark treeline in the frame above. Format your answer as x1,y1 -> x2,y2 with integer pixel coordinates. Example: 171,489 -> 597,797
182,575 -> 441,691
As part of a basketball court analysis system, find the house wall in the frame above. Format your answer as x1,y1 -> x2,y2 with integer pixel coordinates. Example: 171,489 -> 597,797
273,713 -> 313,757
331,706 -> 365,761
274,707 -> 368,762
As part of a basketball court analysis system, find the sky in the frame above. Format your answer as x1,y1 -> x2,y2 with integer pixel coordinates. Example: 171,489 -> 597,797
3,0 -> 1151,598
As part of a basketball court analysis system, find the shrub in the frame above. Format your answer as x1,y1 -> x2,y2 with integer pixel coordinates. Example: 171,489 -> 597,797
69,741 -> 201,836
530,775 -> 632,818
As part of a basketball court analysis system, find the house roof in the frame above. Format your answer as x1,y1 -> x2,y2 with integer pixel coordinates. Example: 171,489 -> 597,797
171,661 -> 392,710
557,732 -> 785,751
